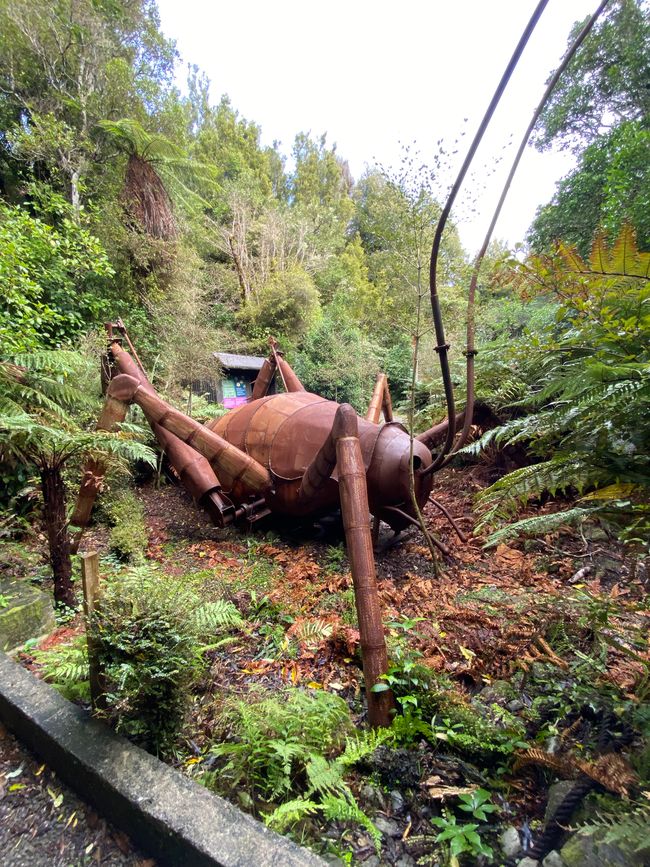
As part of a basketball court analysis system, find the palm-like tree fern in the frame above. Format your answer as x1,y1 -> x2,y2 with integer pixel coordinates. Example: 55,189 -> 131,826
0,350 -> 155,606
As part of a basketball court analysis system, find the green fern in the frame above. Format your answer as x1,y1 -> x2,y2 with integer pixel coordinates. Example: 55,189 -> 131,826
194,600 -> 243,634
483,506 -> 599,548
466,226 -> 650,547
264,798 -> 320,832
578,803 -> 650,855
338,727 -> 393,767
203,688 -> 381,847
32,636 -> 90,701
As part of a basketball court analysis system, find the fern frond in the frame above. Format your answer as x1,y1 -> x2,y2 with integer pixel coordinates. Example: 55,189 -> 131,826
320,794 -> 381,849
264,798 -> 320,832
338,727 -> 393,768
482,507 -> 599,548
306,754 -> 349,798
194,600 -> 243,634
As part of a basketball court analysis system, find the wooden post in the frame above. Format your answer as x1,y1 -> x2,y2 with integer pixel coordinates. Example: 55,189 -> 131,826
81,552 -> 106,711
335,405 -> 393,728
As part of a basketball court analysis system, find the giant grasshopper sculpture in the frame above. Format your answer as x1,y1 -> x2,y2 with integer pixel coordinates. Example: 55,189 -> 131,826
72,326 -> 453,726
71,0 -> 609,726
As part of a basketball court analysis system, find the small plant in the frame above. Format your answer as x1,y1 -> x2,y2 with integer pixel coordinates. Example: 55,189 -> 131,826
323,544 -> 347,574
457,788 -> 499,822
430,809 -> 494,863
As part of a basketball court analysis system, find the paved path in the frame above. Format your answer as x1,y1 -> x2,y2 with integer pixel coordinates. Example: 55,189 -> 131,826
0,722 -> 153,867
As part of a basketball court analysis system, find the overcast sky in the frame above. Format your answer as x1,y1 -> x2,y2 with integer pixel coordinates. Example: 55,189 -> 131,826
156,0 -> 598,253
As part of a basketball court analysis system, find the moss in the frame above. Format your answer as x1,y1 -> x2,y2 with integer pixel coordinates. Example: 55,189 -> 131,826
106,490 -> 149,563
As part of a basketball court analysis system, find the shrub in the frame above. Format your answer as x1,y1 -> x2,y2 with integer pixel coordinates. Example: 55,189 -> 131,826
91,565 -> 242,755
203,688 -> 384,846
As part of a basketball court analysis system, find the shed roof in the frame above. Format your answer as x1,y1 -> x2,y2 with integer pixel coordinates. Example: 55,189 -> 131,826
214,352 -> 266,371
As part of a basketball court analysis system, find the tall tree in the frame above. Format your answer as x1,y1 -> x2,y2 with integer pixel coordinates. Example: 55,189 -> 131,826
533,0 -> 649,154
0,0 -> 176,212
528,0 -> 649,253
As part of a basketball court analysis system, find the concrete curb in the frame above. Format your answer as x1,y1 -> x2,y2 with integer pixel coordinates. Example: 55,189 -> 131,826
0,653 -> 326,867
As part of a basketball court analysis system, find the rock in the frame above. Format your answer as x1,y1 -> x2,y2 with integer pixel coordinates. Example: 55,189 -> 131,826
582,526 -> 609,542
374,816 -> 401,838
506,699 -> 525,712
517,859 -> 539,867
395,856 -> 415,867
500,826 -> 521,858
0,580 -> 55,652
360,784 -> 386,810
478,679 -> 516,705
544,780 -> 577,823
359,858 -> 379,867
390,789 -> 406,815
560,828 -> 649,866
542,851 -> 565,867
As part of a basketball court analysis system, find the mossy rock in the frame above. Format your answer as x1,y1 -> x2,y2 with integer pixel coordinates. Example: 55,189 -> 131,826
0,580 -> 54,651
561,827 -> 649,867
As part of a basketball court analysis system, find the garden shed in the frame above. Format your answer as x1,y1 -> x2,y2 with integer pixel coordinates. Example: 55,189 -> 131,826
211,352 -> 274,409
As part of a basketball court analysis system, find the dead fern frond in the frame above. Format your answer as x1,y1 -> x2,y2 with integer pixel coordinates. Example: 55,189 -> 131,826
514,748 -> 578,778
576,754 -> 637,798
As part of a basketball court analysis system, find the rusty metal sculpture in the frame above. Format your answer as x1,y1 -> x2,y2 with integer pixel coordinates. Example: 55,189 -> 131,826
72,327 -> 451,727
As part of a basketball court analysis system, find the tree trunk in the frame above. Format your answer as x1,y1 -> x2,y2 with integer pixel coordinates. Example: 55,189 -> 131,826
70,169 -> 81,223
41,466 -> 75,608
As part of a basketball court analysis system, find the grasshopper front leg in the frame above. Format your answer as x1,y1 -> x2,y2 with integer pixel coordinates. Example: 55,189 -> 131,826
334,404 -> 393,729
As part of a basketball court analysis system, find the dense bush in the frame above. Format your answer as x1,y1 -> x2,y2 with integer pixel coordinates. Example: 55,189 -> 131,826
92,566 -> 242,755
468,227 -> 650,550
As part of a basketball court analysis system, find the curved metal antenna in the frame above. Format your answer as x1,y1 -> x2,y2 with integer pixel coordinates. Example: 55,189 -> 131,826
444,0 -> 612,463
426,0 -> 550,474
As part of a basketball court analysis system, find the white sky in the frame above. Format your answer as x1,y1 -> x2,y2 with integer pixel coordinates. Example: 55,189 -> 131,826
156,0 -> 597,253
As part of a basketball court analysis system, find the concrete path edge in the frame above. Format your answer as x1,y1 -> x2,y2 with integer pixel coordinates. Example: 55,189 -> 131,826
0,653 -> 326,867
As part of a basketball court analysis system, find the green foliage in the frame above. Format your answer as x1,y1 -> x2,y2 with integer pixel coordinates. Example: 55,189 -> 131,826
239,265 -> 321,349
383,660 -> 527,763
456,788 -> 499,822
530,1 -> 649,254
0,199 -> 114,352
577,802 -> 650,856
529,121 -> 650,255
471,226 -> 650,549
294,310 -> 380,409
32,635 -> 90,702
203,688 -> 381,847
430,809 -> 494,862
91,565 -> 243,755
105,490 -> 149,563
534,0 -> 649,154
